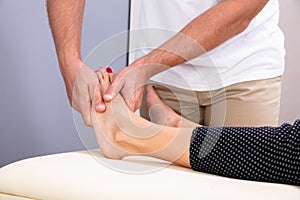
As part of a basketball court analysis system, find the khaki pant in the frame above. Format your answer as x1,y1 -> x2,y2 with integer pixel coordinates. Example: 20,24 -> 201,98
140,76 -> 282,127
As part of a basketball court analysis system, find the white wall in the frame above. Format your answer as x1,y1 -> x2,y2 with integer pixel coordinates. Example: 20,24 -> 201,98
0,0 -> 129,167
278,0 -> 300,124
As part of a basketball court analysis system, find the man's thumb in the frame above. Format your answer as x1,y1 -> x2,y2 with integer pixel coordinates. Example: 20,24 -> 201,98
103,83 -> 119,101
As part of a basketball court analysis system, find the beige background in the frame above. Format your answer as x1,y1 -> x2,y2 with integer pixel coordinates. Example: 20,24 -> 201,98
130,0 -> 300,124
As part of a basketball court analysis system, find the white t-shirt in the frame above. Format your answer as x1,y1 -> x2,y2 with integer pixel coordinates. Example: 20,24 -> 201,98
135,0 -> 285,91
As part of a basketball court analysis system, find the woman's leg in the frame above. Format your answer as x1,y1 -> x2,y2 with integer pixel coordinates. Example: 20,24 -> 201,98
91,69 -> 195,167
145,84 -> 300,185
92,70 -> 300,185
190,123 -> 300,185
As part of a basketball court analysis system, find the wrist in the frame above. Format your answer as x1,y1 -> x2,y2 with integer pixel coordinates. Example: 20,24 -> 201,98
130,56 -> 169,79
58,56 -> 83,77
58,57 -> 84,94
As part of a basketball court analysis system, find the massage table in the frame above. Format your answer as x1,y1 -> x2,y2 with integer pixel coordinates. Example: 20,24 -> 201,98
0,150 -> 299,200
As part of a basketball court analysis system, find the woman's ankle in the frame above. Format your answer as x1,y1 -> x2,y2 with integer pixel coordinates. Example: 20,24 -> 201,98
112,129 -> 146,156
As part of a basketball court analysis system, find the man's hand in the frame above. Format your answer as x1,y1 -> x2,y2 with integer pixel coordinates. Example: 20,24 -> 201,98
104,64 -> 153,112
63,61 -> 105,126
48,0 -> 103,125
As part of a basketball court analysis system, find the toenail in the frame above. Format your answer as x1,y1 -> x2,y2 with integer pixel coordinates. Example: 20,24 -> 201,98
106,67 -> 113,73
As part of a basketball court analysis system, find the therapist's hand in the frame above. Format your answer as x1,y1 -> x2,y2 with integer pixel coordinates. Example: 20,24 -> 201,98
62,61 -> 105,126
103,64 -> 150,112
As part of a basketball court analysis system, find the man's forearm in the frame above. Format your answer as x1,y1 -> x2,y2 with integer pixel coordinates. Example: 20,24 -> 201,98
47,0 -> 85,74
133,0 -> 269,75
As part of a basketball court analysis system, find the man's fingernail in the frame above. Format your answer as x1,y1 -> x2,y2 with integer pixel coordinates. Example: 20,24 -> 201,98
106,67 -> 113,73
104,94 -> 113,100
96,104 -> 105,111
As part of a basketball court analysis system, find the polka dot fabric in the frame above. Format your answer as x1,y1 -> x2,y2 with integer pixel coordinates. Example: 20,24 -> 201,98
189,120 -> 300,185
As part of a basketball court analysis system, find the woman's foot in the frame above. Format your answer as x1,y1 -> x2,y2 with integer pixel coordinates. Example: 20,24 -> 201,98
91,69 -> 160,159
145,85 -> 198,128
91,69 -> 125,159
91,70 -> 193,167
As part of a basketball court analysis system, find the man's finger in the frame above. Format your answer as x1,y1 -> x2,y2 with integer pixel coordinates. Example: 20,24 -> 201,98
134,98 -> 143,112
80,100 -> 92,127
103,80 -> 122,102
94,83 -> 106,112
88,77 -> 105,112
127,87 -> 144,112
120,89 -> 136,111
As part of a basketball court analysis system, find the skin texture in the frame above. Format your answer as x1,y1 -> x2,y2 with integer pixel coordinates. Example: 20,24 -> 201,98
92,69 -> 195,168
47,0 -> 269,123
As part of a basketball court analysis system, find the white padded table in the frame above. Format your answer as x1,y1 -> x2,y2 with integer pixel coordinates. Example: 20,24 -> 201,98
0,150 -> 299,200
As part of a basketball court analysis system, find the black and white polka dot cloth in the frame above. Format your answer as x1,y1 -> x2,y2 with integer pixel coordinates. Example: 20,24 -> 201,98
189,120 -> 300,185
